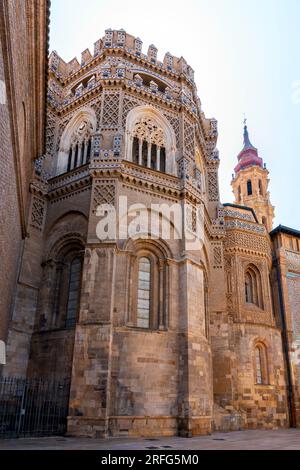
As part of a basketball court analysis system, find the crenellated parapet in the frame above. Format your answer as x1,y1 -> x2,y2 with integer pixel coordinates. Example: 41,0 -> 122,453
47,29 -> 199,116
49,29 -> 195,82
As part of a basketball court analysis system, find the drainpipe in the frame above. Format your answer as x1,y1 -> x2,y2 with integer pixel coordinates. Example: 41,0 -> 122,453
274,256 -> 296,428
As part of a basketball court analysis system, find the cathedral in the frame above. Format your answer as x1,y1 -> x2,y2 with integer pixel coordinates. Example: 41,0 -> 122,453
1,22 -> 300,438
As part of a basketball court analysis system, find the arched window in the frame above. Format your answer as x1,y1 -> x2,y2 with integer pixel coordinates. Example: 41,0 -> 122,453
66,257 -> 82,328
125,106 -> 177,176
255,344 -> 268,385
51,250 -> 83,330
244,264 -> 264,309
57,109 -> 96,175
262,216 -> 267,227
129,244 -> 169,331
247,180 -> 253,196
137,257 -> 151,328
258,179 -> 263,196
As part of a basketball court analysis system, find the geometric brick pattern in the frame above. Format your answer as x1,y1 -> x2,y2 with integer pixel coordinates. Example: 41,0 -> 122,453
102,92 -> 120,128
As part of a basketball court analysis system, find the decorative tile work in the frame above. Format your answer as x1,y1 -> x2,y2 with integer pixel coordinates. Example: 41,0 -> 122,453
45,111 -> 57,157
225,220 -> 265,234
212,242 -> 223,269
224,209 -> 253,222
166,114 -> 180,148
29,196 -> 46,232
185,204 -> 197,234
183,118 -> 195,157
207,170 -> 219,201
113,134 -> 122,157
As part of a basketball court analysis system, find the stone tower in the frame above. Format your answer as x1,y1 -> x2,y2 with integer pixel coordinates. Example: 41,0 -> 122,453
231,124 -> 274,232
3,26 -> 297,438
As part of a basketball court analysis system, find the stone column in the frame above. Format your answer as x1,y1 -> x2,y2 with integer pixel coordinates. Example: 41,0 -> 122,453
147,142 -> 152,168
138,139 -> 143,166
177,258 -> 213,437
67,246 -> 116,438
158,259 -> 165,330
83,140 -> 88,164
78,144 -> 83,166
70,146 -> 76,170
156,146 -> 161,171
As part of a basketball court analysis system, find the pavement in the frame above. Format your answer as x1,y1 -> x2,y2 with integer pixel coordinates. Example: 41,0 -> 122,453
0,429 -> 300,450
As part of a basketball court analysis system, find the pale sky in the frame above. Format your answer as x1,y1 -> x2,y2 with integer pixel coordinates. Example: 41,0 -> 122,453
50,0 -> 300,229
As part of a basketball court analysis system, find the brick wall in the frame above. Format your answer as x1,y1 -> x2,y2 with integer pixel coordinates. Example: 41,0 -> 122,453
0,1 -> 48,349
0,34 -> 22,344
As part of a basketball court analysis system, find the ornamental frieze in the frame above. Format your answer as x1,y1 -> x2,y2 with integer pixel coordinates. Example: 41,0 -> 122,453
225,219 -> 265,234
224,231 -> 270,256
223,209 -> 253,222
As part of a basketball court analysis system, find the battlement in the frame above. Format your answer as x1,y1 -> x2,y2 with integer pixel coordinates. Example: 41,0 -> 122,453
49,28 -> 195,82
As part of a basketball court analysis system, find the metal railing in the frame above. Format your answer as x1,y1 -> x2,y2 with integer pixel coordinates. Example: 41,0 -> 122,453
0,377 -> 70,438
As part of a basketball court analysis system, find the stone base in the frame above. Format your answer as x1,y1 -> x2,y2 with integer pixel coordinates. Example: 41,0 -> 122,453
213,404 -> 246,432
67,416 -> 212,438
109,416 -> 178,437
178,417 -> 212,437
67,417 -> 109,438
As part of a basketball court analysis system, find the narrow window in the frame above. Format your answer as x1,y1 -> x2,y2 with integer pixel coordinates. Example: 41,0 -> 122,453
255,347 -> 263,384
132,137 -> 139,164
74,144 -> 79,169
247,180 -> 252,196
137,257 -> 151,328
245,265 -> 264,309
245,272 -> 252,303
80,143 -> 85,166
66,257 -> 82,328
259,179 -> 263,196
67,148 -> 72,172
142,140 -> 148,167
255,345 -> 268,385
151,143 -> 157,170
86,138 -> 92,162
160,147 -> 166,172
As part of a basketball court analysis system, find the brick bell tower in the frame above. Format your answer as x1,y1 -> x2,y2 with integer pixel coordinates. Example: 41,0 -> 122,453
231,121 -> 275,232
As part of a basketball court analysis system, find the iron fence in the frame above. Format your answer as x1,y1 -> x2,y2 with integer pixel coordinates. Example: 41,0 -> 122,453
0,377 -> 70,438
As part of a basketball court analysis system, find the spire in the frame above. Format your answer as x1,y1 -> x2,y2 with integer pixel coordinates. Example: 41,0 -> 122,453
243,125 -> 256,151
234,121 -> 263,173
